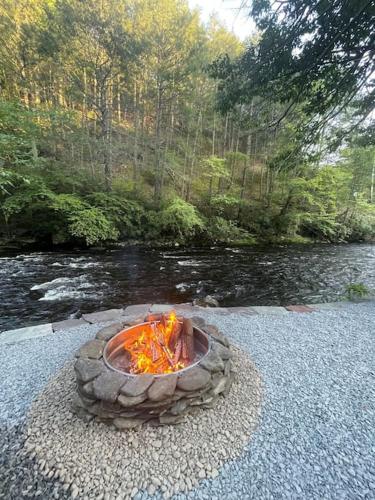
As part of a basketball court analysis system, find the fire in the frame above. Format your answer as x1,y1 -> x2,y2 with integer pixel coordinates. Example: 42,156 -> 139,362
122,311 -> 194,375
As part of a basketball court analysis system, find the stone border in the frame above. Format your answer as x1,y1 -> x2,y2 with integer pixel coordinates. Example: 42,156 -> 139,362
73,317 -> 234,428
1,299 -> 374,345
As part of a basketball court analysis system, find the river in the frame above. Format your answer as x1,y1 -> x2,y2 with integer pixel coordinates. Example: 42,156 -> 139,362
1,243 -> 374,330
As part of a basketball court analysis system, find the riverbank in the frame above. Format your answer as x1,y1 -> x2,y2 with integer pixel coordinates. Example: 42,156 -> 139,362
1,301 -> 374,499
3,233 -> 375,255
0,235 -> 306,254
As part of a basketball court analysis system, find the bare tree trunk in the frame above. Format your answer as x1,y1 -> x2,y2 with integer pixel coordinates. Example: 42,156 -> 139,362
223,113 -> 229,156
153,82 -> 164,205
98,74 -> 112,191
117,74 -> 121,122
186,109 -> 202,202
208,112 -> 216,203
181,124 -> 190,198
237,132 -> 252,221
82,68 -> 87,127
371,160 -> 375,203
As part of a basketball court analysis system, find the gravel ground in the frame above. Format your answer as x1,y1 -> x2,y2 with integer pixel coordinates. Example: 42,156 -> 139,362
23,348 -> 261,499
1,302 -> 375,499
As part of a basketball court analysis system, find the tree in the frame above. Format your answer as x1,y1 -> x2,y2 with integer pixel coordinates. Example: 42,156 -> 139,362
211,0 -> 374,145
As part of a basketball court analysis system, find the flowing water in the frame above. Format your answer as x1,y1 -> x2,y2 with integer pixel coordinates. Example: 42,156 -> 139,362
1,243 -> 374,331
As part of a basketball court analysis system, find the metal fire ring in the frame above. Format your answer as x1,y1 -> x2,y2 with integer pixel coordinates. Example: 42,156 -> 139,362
103,320 -> 211,378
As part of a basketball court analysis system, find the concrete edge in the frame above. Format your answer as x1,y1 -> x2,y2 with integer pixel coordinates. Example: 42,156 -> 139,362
1,300 -> 374,345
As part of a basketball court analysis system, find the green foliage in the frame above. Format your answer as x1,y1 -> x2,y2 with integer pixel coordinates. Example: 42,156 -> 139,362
300,214 -> 348,243
345,283 -> 370,300
0,100 -> 40,169
212,0 -> 374,145
86,193 -> 146,239
203,216 -> 253,244
67,207 -> 119,246
155,198 -> 204,242
0,168 -> 27,195
203,156 -> 229,180
0,1 -> 374,250
1,182 -> 119,246
1,176 -> 54,221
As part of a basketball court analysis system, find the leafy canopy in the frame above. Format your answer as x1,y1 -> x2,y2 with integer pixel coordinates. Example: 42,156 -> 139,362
211,0 -> 374,141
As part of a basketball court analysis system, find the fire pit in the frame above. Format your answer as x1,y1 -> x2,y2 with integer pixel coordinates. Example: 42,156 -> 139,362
73,312 -> 234,428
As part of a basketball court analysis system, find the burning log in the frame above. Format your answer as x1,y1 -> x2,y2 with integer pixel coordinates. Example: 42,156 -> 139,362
173,338 -> 182,365
182,318 -> 195,362
121,311 -> 196,374
169,320 -> 182,351
150,340 -> 160,362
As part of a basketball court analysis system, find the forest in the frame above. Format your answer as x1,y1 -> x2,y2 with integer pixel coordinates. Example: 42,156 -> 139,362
0,0 -> 374,249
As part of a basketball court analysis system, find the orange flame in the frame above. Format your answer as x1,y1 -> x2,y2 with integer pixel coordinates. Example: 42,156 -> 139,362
122,311 -> 188,375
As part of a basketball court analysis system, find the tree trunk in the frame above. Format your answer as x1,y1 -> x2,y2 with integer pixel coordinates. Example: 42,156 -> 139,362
153,83 -> 164,205
98,74 -> 112,191
186,109 -> 202,202
238,133 -> 252,221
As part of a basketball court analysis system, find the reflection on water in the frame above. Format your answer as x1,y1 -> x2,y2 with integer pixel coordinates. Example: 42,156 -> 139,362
0,243 -> 374,330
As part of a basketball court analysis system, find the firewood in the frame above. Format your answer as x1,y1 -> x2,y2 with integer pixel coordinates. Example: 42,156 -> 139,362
150,340 -> 160,362
160,314 -> 168,330
182,318 -> 195,361
169,321 -> 182,350
181,336 -> 188,360
145,313 -> 162,323
173,338 -> 182,365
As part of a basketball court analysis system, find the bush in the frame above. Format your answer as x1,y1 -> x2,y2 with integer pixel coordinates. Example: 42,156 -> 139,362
300,213 -> 349,242
344,212 -> 375,242
1,182 -> 120,246
345,283 -> 370,300
87,192 -> 146,239
155,198 -> 204,242
49,194 -> 119,245
67,207 -> 119,246
203,216 -> 251,243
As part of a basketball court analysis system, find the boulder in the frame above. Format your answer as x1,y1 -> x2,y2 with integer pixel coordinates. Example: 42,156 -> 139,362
82,309 -> 123,324
211,375 -> 228,395
95,322 -> 124,341
200,350 -> 225,372
77,339 -> 105,359
113,417 -> 145,430
80,381 -> 95,399
203,325 -> 229,347
224,360 -> 232,376
118,393 -> 148,407
92,371 -> 127,402
170,399 -> 189,416
159,414 -> 185,425
212,342 -> 232,360
177,367 -> 211,391
193,295 -> 219,307
74,359 -> 104,383
121,374 -> 154,397
148,375 -> 178,401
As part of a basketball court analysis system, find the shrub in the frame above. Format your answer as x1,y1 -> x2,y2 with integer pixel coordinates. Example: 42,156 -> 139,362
87,192 -> 146,239
345,283 -> 370,300
50,194 -> 119,246
67,207 -> 119,246
156,198 -> 204,242
203,216 -> 250,243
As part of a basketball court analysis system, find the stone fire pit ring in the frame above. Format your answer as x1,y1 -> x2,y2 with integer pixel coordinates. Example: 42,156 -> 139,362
73,316 -> 235,428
